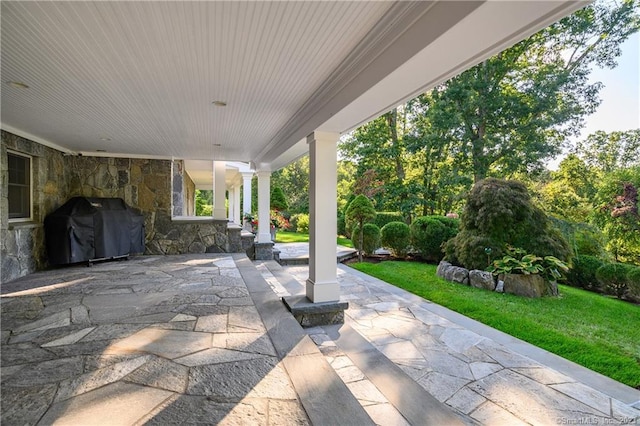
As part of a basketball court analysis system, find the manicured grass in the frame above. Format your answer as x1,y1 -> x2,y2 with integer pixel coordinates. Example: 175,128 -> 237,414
351,261 -> 640,388
275,231 -> 309,243
337,236 -> 354,248
275,231 -> 354,248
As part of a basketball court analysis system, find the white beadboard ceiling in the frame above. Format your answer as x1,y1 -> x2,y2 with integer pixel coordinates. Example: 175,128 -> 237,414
1,1 -> 587,170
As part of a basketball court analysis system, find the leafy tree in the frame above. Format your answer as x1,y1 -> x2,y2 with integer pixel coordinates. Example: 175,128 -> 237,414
270,186 -> 288,211
195,189 -> 213,216
346,195 -> 377,262
574,129 -> 640,172
445,178 -> 571,270
425,0 -> 639,182
592,167 -> 640,264
271,156 -> 309,213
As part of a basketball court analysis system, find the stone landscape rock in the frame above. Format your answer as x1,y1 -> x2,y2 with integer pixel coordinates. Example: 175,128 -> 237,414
445,266 -> 469,285
501,274 -> 547,298
436,261 -> 452,279
469,270 -> 496,291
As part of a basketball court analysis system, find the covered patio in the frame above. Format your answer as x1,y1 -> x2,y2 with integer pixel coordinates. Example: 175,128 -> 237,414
3,1 -> 639,424
2,253 -> 638,424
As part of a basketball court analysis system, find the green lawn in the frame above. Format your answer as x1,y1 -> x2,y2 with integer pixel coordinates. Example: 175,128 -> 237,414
351,261 -> 640,388
275,231 -> 354,248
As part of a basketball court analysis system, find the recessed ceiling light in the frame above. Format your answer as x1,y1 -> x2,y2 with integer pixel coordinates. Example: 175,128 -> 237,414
6,81 -> 29,89
212,101 -> 227,107
100,137 -> 111,141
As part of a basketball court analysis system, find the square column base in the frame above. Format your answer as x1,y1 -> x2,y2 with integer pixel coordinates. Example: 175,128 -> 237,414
254,242 -> 274,260
283,295 -> 348,327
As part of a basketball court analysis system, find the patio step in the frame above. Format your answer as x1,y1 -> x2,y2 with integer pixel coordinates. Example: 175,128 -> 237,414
259,261 -> 468,425
234,255 -> 375,425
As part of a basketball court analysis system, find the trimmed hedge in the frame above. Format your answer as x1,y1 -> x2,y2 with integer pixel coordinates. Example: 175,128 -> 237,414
374,212 -> 404,229
352,223 -> 381,256
566,255 -> 604,291
381,222 -> 411,258
626,267 -> 640,303
596,263 -> 634,299
411,216 -> 459,262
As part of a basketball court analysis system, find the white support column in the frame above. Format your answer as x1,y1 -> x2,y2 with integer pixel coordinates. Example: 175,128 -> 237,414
213,161 -> 227,220
257,171 -> 272,243
233,184 -> 241,224
306,131 -> 340,303
242,173 -> 253,215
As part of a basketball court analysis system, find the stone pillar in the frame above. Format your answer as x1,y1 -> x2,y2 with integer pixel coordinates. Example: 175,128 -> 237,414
306,131 -> 340,303
213,161 -> 226,220
256,171 -> 271,244
242,173 -> 253,216
232,184 -> 241,225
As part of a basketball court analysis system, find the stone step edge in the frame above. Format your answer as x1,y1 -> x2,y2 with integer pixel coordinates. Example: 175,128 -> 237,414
323,322 -> 470,426
233,254 -> 375,426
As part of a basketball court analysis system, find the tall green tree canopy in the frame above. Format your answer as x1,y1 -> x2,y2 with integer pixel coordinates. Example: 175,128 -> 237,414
425,0 -> 638,182
339,0 -> 639,219
573,129 -> 640,172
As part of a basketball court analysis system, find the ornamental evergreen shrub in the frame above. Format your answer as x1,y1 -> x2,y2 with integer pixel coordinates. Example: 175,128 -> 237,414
381,221 -> 411,258
626,267 -> 640,303
596,263 -> 633,299
410,216 -> 458,262
270,186 -> 288,211
374,212 -> 404,229
566,255 -> 604,291
445,178 -> 571,270
346,195 -> 377,261
352,223 -> 381,256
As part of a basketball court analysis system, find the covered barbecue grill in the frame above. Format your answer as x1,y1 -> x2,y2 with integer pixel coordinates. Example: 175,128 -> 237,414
44,197 -> 145,265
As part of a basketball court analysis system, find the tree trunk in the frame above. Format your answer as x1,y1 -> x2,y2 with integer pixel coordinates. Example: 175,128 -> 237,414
385,109 -> 405,181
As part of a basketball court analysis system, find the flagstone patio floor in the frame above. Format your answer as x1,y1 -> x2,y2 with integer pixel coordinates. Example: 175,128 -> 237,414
1,252 -> 638,425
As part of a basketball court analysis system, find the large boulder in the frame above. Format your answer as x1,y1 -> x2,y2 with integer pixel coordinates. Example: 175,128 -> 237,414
436,261 -> 452,279
501,274 -> 554,298
445,266 -> 469,285
469,270 -> 495,291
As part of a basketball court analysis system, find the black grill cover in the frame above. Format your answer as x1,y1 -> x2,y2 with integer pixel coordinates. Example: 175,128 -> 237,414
45,197 -> 145,265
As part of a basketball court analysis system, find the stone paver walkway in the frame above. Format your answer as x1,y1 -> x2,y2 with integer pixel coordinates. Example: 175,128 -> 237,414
1,255 -> 311,425
273,243 -> 356,265
257,261 -> 640,426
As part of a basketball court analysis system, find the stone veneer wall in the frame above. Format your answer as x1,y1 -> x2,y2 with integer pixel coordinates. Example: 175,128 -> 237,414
172,160 -> 196,217
184,168 -> 195,216
1,131 -> 70,283
1,131 -> 246,285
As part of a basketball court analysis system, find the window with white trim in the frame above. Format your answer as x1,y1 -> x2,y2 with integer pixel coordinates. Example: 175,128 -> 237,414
8,151 -> 32,220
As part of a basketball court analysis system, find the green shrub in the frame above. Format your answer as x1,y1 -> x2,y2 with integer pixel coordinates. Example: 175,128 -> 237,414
573,227 -> 607,257
381,222 -> 411,258
374,212 -> 404,229
596,263 -> 634,299
293,213 -> 309,234
626,267 -> 640,303
337,211 -> 347,236
352,223 -> 381,256
566,255 -> 605,291
270,186 -> 289,211
346,195 -> 377,261
446,178 -> 571,270
411,216 -> 458,262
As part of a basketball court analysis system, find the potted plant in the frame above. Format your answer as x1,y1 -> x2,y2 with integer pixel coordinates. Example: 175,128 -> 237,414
243,212 -> 255,233
488,246 -> 568,297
